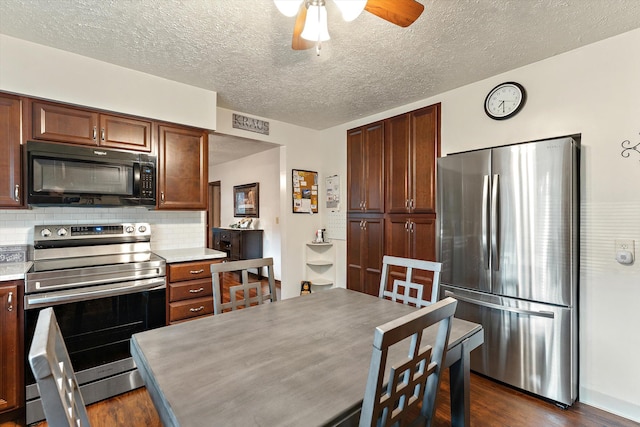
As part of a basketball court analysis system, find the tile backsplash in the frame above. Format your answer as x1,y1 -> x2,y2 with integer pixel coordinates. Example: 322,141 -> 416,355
0,207 -> 206,250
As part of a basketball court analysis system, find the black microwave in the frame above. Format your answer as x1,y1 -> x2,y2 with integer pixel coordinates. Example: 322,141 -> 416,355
26,141 -> 156,207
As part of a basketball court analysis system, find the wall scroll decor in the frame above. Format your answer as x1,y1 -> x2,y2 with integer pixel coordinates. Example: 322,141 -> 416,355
292,169 -> 318,213
233,182 -> 259,217
621,136 -> 640,159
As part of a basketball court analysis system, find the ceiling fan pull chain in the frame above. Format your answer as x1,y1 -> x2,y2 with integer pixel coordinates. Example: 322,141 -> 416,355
316,3 -> 322,56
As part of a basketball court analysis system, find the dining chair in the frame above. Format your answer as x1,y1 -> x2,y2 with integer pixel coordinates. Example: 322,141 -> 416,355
210,257 -> 277,314
379,255 -> 442,307
359,296 -> 458,427
28,307 -> 91,427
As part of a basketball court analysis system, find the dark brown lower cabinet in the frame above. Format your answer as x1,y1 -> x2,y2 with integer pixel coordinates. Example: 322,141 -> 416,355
0,281 -> 22,420
346,216 -> 384,296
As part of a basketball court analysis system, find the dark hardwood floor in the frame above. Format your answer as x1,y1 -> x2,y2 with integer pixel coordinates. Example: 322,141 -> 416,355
12,371 -> 638,427
6,273 -> 638,427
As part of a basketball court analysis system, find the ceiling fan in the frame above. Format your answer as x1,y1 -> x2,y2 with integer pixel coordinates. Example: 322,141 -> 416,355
274,0 -> 425,52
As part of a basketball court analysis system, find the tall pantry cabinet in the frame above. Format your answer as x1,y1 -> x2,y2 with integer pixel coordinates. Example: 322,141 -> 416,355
347,104 -> 440,296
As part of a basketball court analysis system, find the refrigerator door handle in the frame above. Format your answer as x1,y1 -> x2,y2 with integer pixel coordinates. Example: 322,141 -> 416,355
444,290 -> 555,319
491,174 -> 500,271
482,175 -> 490,270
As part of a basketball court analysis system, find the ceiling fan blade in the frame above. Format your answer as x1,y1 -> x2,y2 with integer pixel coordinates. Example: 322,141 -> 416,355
292,5 -> 314,50
364,0 -> 425,27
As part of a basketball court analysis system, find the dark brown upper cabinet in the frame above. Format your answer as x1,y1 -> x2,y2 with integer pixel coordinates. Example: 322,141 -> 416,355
347,121 -> 384,214
385,104 -> 440,214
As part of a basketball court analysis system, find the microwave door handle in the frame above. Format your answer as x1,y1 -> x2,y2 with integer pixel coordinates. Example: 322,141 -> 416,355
133,162 -> 141,195
491,174 -> 500,271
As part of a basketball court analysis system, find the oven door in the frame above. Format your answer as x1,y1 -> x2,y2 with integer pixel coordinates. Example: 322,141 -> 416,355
24,278 -> 166,424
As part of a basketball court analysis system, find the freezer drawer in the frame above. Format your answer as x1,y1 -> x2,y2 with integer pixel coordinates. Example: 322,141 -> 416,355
442,285 -> 577,406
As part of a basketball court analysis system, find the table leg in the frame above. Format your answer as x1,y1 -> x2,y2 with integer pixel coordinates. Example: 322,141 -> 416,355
449,337 -> 471,427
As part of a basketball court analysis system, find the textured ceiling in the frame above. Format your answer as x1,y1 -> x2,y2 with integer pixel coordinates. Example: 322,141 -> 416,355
2,0 -> 640,133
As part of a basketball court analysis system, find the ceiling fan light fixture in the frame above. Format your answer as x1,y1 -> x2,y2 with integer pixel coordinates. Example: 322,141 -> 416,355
301,4 -> 330,42
274,0 -> 304,17
332,0 -> 367,22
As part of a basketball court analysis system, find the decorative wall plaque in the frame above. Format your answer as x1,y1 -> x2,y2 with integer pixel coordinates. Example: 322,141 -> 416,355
232,113 -> 269,135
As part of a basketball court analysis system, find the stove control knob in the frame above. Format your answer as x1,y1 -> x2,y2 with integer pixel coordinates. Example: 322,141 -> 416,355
40,228 -> 52,238
57,227 -> 68,237
125,226 -> 135,234
138,225 -> 147,233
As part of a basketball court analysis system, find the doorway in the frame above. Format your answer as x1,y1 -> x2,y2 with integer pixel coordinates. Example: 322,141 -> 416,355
207,181 -> 221,248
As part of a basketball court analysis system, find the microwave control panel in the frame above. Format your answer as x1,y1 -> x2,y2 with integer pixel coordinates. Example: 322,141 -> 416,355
140,164 -> 155,198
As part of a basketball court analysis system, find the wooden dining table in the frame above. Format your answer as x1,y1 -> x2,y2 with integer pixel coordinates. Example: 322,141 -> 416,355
131,288 -> 483,427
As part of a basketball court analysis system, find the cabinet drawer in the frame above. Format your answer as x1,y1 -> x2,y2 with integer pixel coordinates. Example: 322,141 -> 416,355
168,278 -> 213,302
168,260 -> 216,282
169,296 -> 213,322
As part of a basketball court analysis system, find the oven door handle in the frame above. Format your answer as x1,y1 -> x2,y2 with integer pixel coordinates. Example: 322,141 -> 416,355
25,277 -> 166,309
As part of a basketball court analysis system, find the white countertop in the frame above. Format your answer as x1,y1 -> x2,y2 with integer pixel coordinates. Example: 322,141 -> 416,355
0,261 -> 32,282
153,248 -> 226,264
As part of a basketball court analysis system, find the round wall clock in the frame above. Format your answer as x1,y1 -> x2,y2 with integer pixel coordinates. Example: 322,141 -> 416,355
484,82 -> 526,120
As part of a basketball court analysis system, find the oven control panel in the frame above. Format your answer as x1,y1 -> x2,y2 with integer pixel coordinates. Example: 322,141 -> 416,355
34,223 -> 152,242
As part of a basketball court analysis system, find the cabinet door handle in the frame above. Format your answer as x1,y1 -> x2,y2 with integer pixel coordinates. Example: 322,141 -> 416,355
14,184 -> 19,202
93,126 -> 97,141
101,128 -> 106,141
405,199 -> 410,209
161,192 -> 165,203
7,291 -> 13,312
189,287 -> 205,293
404,221 -> 409,231
190,269 -> 205,274
410,221 -> 415,232
189,305 -> 205,312
410,199 -> 414,209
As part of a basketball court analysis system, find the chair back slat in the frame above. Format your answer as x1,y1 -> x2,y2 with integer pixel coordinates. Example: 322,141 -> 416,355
360,297 -> 457,427
379,255 -> 442,307
28,307 -> 91,427
210,257 -> 277,314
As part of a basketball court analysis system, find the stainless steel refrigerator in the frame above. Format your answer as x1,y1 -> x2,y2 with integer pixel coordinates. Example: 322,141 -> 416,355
437,136 -> 579,407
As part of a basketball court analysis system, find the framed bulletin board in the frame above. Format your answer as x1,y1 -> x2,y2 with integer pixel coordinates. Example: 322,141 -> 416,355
292,169 -> 318,213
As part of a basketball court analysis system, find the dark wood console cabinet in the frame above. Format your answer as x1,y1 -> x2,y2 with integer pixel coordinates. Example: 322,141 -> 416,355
211,228 -> 263,261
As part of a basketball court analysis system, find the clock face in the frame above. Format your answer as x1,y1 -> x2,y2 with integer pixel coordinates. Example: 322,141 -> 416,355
484,82 -> 526,120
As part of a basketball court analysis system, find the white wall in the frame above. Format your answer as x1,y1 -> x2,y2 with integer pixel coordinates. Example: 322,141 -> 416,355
0,35 -> 216,130
209,147 -> 282,279
321,28 -> 640,422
